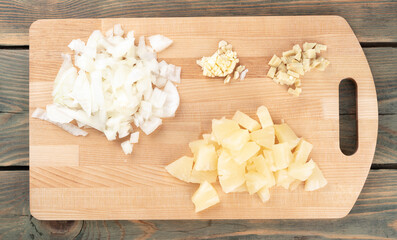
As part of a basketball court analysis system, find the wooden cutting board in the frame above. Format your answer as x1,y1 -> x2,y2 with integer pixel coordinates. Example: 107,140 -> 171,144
29,16 -> 378,220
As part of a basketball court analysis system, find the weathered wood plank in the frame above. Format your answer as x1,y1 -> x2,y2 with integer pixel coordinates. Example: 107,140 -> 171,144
1,170 -> 396,239
0,0 -> 396,45
0,50 -> 28,112
0,171 -> 28,216
0,113 -> 28,166
365,48 -> 397,115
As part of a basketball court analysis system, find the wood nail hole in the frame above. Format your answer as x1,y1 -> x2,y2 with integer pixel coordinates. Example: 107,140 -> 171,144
339,78 -> 358,156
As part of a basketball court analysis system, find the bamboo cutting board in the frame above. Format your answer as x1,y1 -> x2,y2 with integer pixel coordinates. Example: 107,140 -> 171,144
29,16 -> 378,220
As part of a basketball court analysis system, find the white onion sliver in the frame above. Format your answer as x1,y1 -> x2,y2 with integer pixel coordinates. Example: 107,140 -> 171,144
148,34 -> 173,52
140,117 -> 162,135
32,108 -> 88,137
130,132 -> 140,143
121,140 -> 133,154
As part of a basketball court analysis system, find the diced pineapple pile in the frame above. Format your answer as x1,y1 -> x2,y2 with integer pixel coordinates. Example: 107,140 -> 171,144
165,106 -> 327,213
267,43 -> 330,96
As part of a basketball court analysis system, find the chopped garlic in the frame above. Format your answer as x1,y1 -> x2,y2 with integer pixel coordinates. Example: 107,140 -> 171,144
240,69 -> 248,80
197,41 -> 247,84
288,87 -> 302,97
267,42 -> 329,96
236,65 -> 246,73
233,71 -> 239,80
224,75 -> 231,84
197,41 -> 239,78
267,67 -> 277,78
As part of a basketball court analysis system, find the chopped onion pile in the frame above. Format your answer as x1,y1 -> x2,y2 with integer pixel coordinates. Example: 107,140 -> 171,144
36,24 -> 181,155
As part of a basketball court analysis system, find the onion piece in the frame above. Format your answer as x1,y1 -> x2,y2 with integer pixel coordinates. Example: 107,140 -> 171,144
32,108 -> 88,137
140,117 -> 162,135
121,140 -> 133,154
130,132 -> 140,143
148,34 -> 173,52
161,81 -> 180,118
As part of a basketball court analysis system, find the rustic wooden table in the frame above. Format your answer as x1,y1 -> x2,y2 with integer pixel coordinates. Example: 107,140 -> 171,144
0,1 -> 396,239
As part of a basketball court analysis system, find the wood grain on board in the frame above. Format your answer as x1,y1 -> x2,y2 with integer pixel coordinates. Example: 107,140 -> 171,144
1,47 -> 395,167
1,170 -> 396,239
1,0 -> 397,45
29,16 -> 377,220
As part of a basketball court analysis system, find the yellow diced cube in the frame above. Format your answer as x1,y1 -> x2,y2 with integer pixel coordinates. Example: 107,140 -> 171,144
189,169 -> 218,183
274,123 -> 300,150
293,139 -> 313,164
305,162 -> 327,191
267,67 -> 277,78
272,142 -> 292,171
218,150 -> 246,193
250,127 -> 275,149
221,129 -> 250,151
275,169 -> 295,189
232,111 -> 261,132
268,54 -> 282,67
212,118 -> 240,143
165,156 -> 194,183
256,106 -> 274,129
192,181 -> 220,213
288,159 -> 315,181
233,141 -> 261,164
257,187 -> 270,203
245,171 -> 268,195
194,144 -> 217,171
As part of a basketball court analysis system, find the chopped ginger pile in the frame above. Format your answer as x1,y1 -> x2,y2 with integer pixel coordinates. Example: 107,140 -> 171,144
267,42 -> 330,96
166,105 -> 327,213
197,40 -> 247,84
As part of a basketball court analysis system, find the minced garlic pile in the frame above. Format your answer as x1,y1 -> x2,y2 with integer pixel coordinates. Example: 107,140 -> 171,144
267,42 -> 330,96
197,41 -> 247,84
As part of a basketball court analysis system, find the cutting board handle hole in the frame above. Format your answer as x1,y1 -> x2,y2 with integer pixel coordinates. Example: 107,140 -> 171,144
339,78 -> 358,156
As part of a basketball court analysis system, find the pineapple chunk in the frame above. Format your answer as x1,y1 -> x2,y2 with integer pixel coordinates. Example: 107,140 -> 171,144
189,169 -> 217,183
288,159 -> 315,181
245,171 -> 268,195
272,143 -> 292,171
232,111 -> 261,132
275,169 -> 295,189
202,133 -> 220,148
189,140 -> 207,158
212,118 -> 240,143
233,141 -> 260,164
218,150 -> 246,193
221,129 -> 250,151
257,187 -> 270,203
293,139 -> 313,164
252,154 -> 276,188
289,180 -> 302,191
165,156 -> 194,183
250,127 -> 275,149
192,181 -> 220,213
305,162 -> 327,191
246,158 -> 257,172
256,106 -> 274,129
194,144 -> 217,171
274,123 -> 300,150
262,149 -> 276,171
